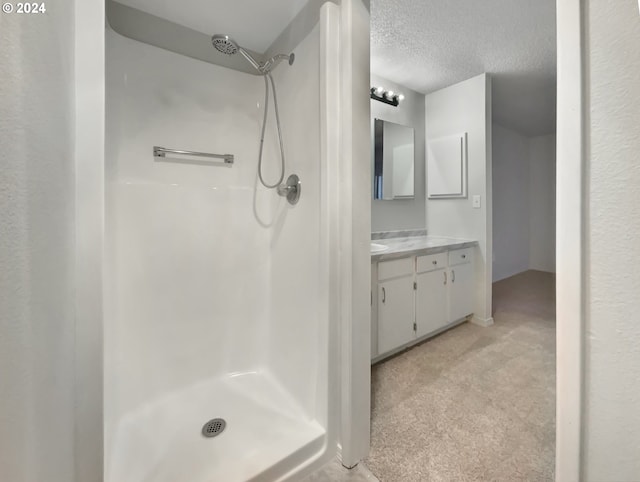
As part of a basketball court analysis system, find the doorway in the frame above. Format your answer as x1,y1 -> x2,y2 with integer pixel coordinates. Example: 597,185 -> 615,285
363,0 -> 558,479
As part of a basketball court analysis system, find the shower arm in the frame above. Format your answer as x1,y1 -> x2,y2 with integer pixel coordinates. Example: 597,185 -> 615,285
238,47 -> 264,73
262,54 -> 292,73
239,48 -> 278,76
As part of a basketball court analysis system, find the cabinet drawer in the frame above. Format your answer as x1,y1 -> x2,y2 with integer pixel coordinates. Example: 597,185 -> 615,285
416,252 -> 448,273
378,257 -> 414,281
449,247 -> 473,266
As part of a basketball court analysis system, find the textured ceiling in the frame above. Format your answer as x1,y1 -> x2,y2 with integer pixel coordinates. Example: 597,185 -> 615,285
371,0 -> 557,136
115,0 -> 308,52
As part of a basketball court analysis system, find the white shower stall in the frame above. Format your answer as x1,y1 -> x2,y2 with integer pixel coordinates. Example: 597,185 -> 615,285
102,1 -> 369,480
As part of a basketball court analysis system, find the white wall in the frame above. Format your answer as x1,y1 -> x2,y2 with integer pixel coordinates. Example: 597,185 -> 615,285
529,134 -> 556,273
0,3 -> 76,481
75,2 -> 105,481
338,0 -> 372,467
492,123 -> 530,281
425,73 -> 493,324
371,74 -> 426,232
583,0 -> 640,479
492,125 -> 556,282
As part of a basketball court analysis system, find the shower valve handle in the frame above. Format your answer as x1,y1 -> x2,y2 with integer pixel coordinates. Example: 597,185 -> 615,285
277,174 -> 301,205
277,184 -> 294,196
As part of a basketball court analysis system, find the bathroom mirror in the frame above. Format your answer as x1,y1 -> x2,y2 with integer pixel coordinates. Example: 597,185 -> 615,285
373,118 -> 415,200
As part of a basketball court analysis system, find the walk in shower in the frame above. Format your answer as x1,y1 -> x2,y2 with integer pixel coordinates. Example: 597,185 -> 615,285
104,1 -> 344,480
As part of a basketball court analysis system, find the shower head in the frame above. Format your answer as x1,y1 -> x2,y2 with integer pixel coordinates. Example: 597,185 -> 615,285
211,34 -> 239,55
211,34 -> 294,74
212,34 -> 262,72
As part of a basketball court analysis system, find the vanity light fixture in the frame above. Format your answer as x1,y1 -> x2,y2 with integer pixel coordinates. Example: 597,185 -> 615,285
370,86 -> 404,107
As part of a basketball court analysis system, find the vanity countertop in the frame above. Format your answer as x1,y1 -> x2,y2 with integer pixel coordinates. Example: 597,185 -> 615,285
371,235 -> 478,261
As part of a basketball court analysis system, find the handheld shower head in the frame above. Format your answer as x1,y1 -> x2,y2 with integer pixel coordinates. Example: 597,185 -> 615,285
211,34 -> 262,72
211,34 -> 239,55
211,34 -> 294,75
210,35 -> 295,192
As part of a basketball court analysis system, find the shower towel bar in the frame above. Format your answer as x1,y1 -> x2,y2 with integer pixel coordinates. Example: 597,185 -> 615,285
153,146 -> 234,164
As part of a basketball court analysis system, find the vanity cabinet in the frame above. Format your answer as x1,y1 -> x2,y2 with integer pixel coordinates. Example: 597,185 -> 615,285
372,247 -> 475,361
448,248 -> 474,323
415,252 -> 448,338
377,258 -> 415,354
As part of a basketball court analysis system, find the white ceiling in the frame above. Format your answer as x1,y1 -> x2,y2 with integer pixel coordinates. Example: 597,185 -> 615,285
371,0 -> 557,136
116,0 -> 309,53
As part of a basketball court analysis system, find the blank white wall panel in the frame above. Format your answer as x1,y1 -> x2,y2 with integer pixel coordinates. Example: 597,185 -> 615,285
427,133 -> 467,198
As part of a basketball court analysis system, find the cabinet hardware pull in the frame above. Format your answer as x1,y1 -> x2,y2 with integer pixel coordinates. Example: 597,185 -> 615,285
382,287 -> 386,303
432,260 -> 437,265
452,269 -> 456,283
462,254 -> 466,259
444,271 -> 447,285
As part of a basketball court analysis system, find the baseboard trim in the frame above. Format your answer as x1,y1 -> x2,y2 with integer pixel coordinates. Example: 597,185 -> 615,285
371,318 -> 469,365
471,316 -> 494,327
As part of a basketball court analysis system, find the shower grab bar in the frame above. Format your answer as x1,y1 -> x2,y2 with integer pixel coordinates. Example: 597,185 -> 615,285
153,146 -> 234,164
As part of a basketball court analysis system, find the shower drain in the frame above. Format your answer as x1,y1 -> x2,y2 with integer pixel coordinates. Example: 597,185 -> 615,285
202,418 -> 226,438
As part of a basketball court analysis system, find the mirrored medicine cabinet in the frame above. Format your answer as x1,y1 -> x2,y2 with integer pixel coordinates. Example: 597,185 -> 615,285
373,118 -> 415,200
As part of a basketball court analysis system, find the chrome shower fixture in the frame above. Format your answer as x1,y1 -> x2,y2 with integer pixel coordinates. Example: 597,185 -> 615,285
261,53 -> 295,74
277,174 -> 301,205
210,33 -> 297,193
211,34 -> 263,72
211,34 -> 238,55
211,34 -> 295,74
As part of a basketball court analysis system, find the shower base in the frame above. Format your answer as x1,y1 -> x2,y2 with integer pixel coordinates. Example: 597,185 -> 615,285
107,371 -> 326,482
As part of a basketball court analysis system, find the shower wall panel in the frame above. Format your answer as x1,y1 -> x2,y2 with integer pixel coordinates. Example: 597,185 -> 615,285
105,28 -> 272,444
104,2 -> 341,477
266,25 -> 324,422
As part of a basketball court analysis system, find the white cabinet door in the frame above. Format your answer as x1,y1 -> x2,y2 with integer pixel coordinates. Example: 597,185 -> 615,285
377,276 -> 415,355
416,269 -> 448,338
449,262 -> 474,322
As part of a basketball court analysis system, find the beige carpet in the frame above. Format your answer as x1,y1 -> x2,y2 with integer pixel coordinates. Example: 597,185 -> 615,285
364,270 -> 556,482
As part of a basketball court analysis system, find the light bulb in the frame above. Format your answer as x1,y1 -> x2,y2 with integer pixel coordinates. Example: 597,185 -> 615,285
375,86 -> 384,95
386,90 -> 394,99
398,94 -> 405,101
